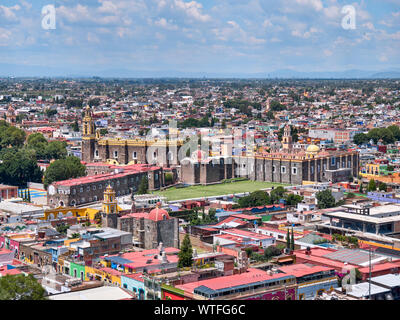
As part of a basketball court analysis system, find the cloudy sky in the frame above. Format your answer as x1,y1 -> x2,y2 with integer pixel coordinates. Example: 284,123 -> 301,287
0,0 -> 399,76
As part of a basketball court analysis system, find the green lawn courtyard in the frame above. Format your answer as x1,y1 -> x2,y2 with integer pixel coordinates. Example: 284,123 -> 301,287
154,180 -> 289,201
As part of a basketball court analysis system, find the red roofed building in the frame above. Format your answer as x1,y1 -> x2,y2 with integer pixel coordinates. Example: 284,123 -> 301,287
170,268 -> 297,300
278,263 -> 338,300
47,163 -> 164,208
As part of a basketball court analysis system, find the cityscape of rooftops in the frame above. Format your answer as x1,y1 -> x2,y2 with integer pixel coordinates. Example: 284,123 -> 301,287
0,0 -> 400,307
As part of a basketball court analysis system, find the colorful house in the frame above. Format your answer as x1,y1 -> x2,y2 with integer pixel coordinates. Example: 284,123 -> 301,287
121,273 -> 146,299
278,264 -> 338,300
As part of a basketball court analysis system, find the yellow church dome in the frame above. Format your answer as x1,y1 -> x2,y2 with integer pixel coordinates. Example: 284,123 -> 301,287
306,145 -> 320,153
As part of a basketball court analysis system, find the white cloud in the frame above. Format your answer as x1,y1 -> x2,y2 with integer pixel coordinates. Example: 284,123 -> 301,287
173,0 -> 211,22
155,18 -> 179,30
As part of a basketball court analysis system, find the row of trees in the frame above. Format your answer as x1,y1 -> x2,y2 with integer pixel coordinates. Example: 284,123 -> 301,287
236,187 -> 303,209
286,228 -> 295,251
353,125 -> 400,145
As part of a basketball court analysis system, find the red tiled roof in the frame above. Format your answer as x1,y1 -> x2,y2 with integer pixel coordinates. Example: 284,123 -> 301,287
278,263 -> 334,278
53,165 -> 160,187
176,268 -> 289,293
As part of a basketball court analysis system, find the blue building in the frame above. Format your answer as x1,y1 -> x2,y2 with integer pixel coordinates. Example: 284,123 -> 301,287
121,274 -> 146,300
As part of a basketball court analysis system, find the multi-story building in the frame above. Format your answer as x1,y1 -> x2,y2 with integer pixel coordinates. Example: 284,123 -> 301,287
47,164 -> 164,208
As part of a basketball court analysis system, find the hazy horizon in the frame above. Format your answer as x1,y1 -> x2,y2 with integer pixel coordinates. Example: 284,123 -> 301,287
1,0 -> 399,77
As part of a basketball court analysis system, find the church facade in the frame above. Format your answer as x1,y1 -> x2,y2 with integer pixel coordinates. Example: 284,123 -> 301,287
81,106 -> 182,167
81,109 -> 359,186
180,126 -> 359,185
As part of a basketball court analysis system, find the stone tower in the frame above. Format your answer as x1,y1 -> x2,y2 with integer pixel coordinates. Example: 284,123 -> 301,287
6,106 -> 16,125
82,105 -> 96,163
282,125 -> 293,151
102,185 -> 118,229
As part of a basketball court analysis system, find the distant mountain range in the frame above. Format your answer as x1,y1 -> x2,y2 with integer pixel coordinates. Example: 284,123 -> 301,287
1,63 -> 400,79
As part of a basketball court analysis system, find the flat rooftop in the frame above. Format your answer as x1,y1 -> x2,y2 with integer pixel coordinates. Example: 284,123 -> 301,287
370,274 -> 400,288
323,210 -> 400,224
347,282 -> 390,298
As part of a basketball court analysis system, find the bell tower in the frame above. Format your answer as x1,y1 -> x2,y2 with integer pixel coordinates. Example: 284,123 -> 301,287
82,105 -> 96,163
102,185 -> 117,214
102,185 -> 118,228
282,125 -> 293,151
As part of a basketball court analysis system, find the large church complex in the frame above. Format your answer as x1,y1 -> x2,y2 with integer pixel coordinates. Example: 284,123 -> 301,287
79,107 -> 359,188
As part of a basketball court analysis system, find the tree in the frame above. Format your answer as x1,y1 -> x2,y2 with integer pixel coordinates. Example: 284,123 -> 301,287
286,229 -> 290,249
270,186 -> 286,204
359,184 -> 364,194
367,179 -> 377,192
353,133 -> 368,146
0,121 -> 26,151
56,223 -> 69,235
387,125 -> 400,141
71,120 -> 80,132
178,234 -> 193,268
44,141 -> 67,161
26,133 -> 67,161
284,193 -> 303,206
43,156 -> 86,189
263,246 -> 282,260
378,182 -> 387,192
238,190 -> 270,208
137,176 -> 149,195
0,274 -> 47,300
0,149 -> 43,187
316,189 -> 336,209
290,228 -> 295,251
45,109 -> 58,118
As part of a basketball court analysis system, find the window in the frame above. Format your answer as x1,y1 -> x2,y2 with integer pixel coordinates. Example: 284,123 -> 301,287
292,167 -> 297,175
311,166 -> 314,174
114,151 -> 118,158
133,151 -> 137,159
272,165 -> 276,173
95,150 -> 99,158
281,166 -> 286,174
331,157 -> 336,166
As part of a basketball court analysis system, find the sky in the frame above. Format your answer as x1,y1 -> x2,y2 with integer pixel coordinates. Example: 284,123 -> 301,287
0,0 -> 399,76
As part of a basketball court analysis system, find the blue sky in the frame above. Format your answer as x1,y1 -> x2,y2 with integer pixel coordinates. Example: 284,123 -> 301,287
0,0 -> 399,76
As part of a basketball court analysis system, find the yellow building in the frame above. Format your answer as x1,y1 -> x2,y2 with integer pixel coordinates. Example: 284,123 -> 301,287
42,207 -> 100,222
102,185 -> 117,214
